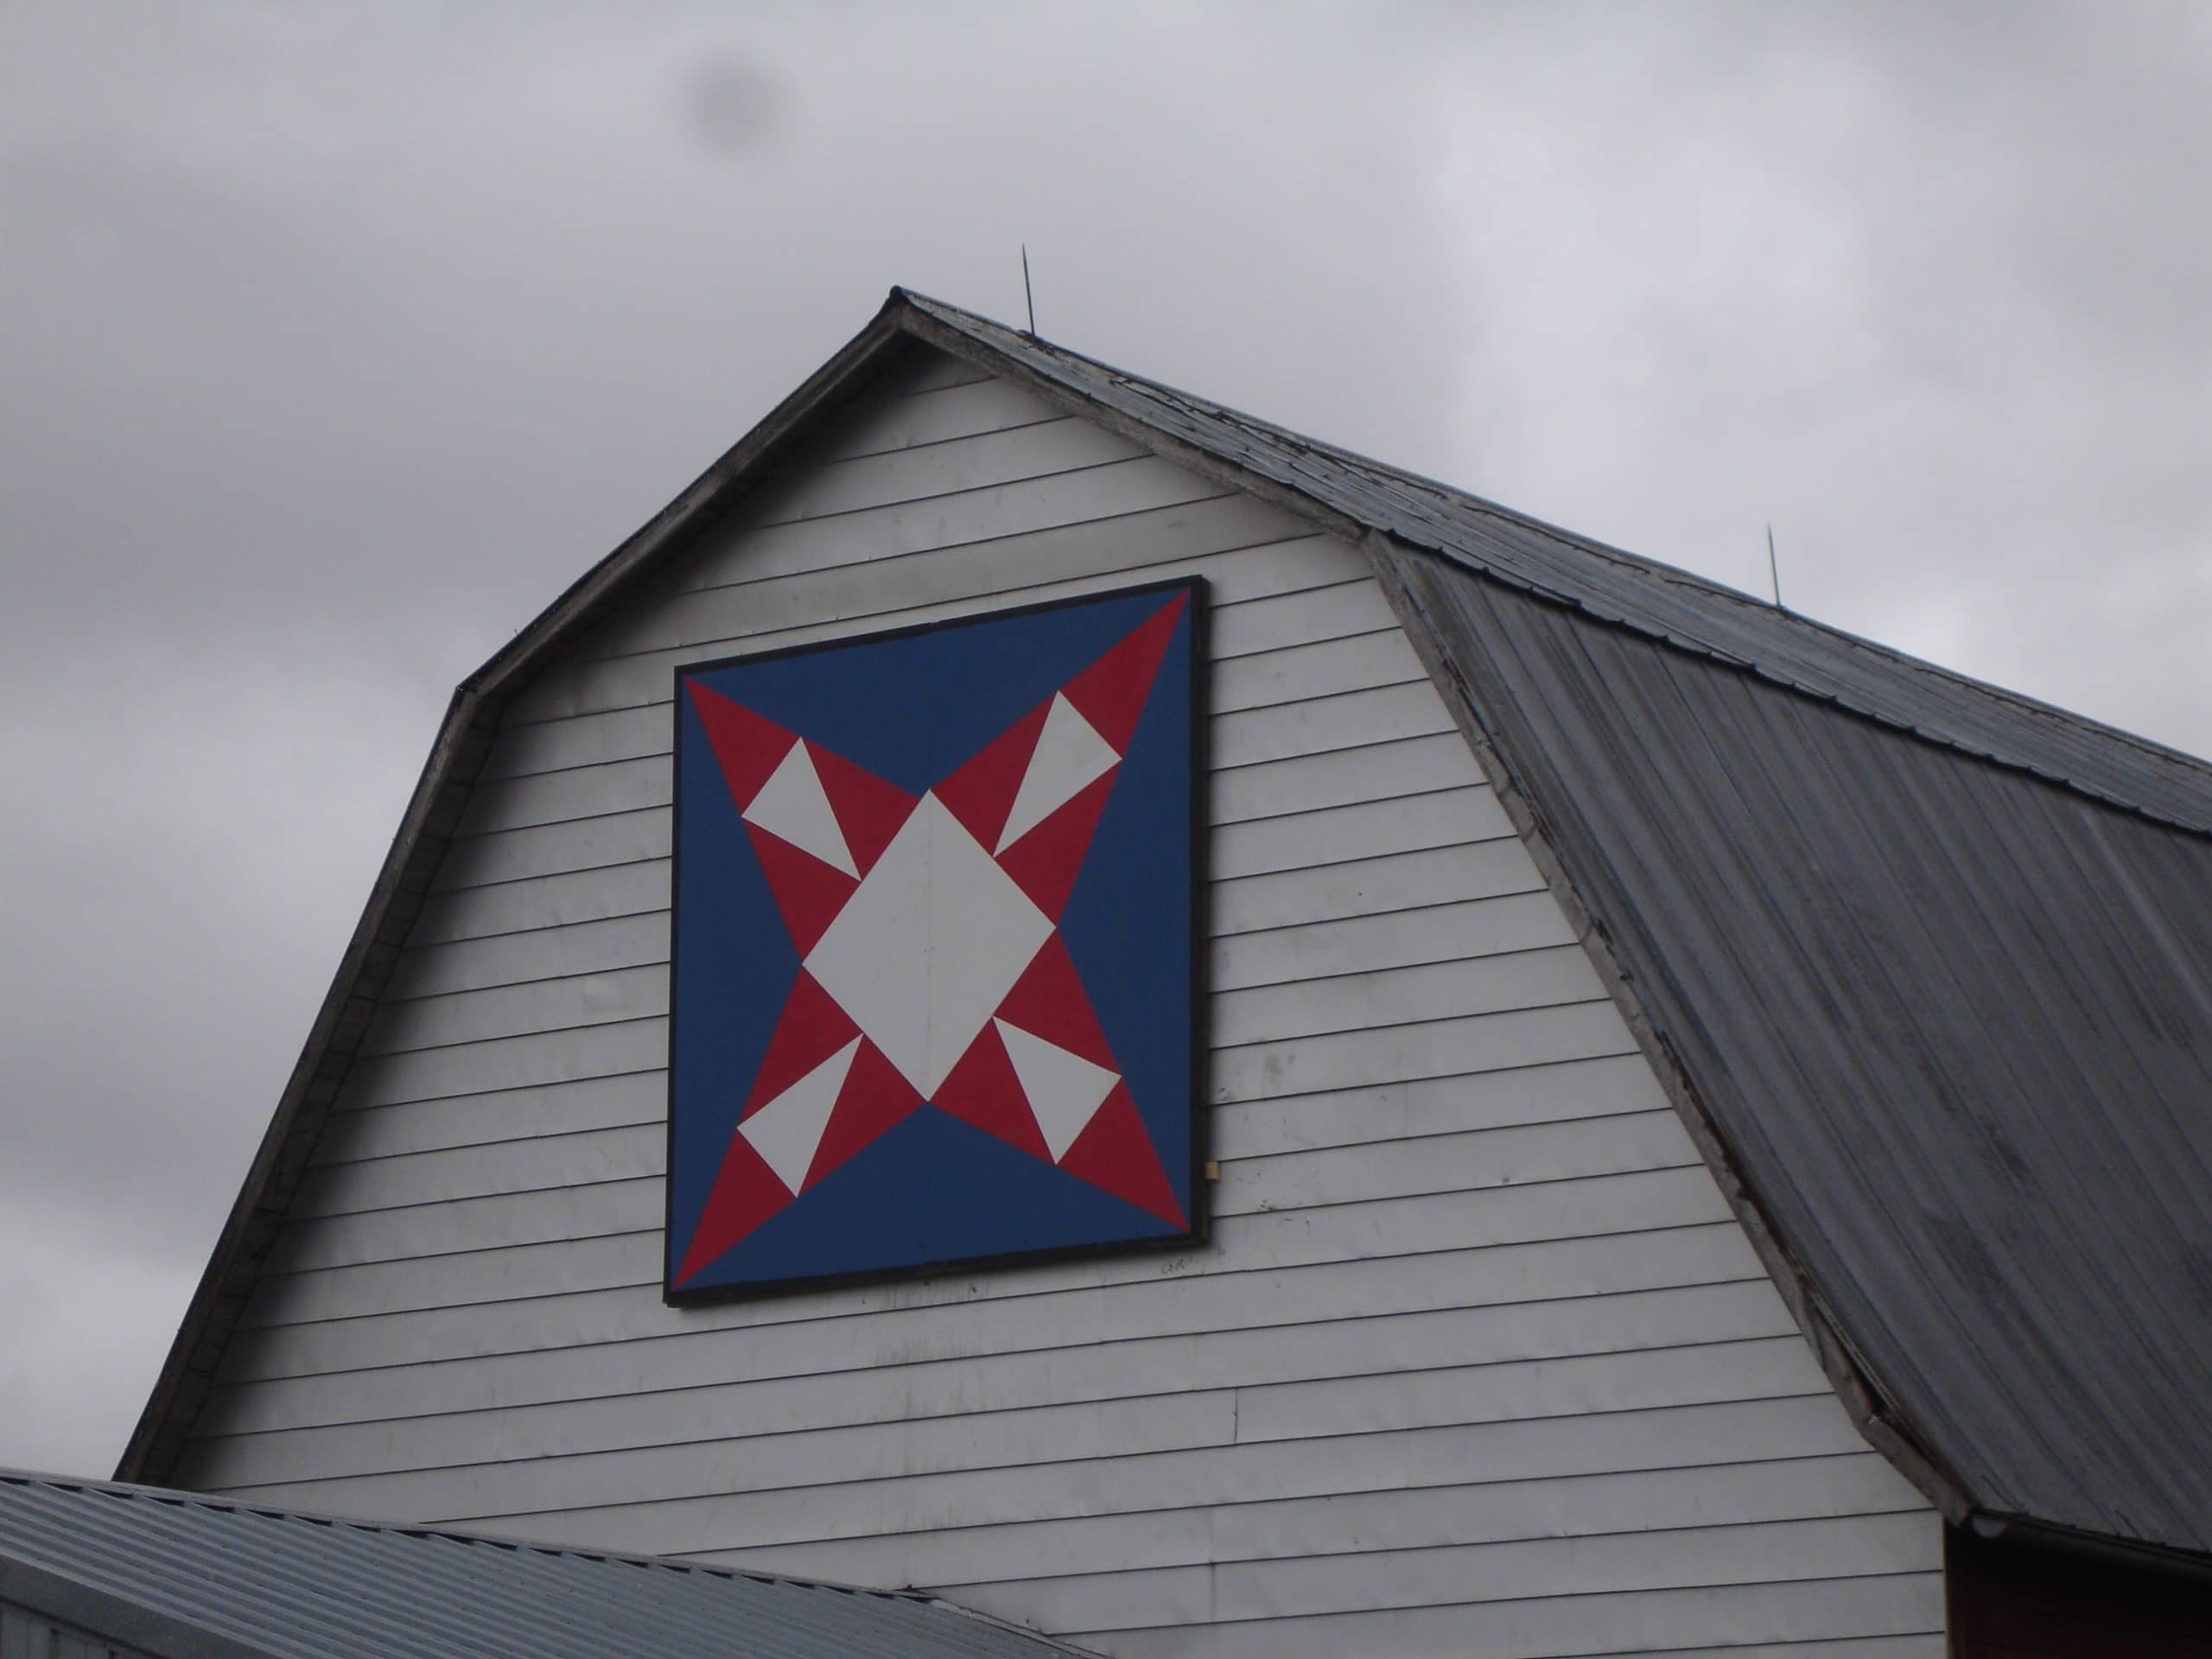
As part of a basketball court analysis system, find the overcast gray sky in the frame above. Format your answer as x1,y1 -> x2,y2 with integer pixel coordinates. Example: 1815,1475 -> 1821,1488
3,2 -> 2207,1479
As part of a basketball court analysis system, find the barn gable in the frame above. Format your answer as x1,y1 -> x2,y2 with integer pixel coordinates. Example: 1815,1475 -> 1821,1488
118,318 -> 1948,1655
118,287 -> 2212,1653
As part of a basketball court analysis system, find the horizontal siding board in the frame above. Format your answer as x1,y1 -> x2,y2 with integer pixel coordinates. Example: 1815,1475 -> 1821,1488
1212,891 -> 1576,991
405,860 -> 668,946
383,912 -> 670,1005
338,1019 -> 669,1112
728,416 -> 1150,529
196,1294 -> 1805,1486
686,451 -> 1232,591
429,766 -> 1488,906
204,1282 -> 1795,1485
1209,731 -> 1478,823
192,1337 -> 1847,1535
317,1020 -> 1636,1180
227,1209 -> 1761,1384
454,692 -> 1455,869
243,1160 -> 1734,1332
302,1048 -> 1656,1222
1208,1452 -> 1927,1562
207,1255 -> 1780,1441
1207,1053 -> 1669,1154
358,965 -> 666,1058
820,373 -> 1067,461
943,1511 -> 1939,1633
886,347 -> 992,396
312,1071 -> 666,1165
392,740 -> 1484,999
277,1066 -> 1687,1268
1084,1573 -> 1945,1659
518,514 -> 1355,726
340,959 -> 1609,1122
371,875 -> 1562,1061
1211,1000 -> 1637,1103
429,809 -> 668,895
1210,627 -> 1422,712
696,1452 -> 1915,1599
1209,944 -> 1602,1046
1208,577 -> 1399,658
1209,787 -> 1508,880
213,1389 -> 1240,1530
1210,1110 -> 1700,1215
585,460 -> 1238,660
288,1123 -> 665,1220
485,667 -> 1440,788
454,754 -> 671,837
188,373 -> 1939,1652
1231,1329 -> 1821,1443
416,1395 -> 1880,1554
1211,682 -> 1457,771
1211,839 -> 1547,937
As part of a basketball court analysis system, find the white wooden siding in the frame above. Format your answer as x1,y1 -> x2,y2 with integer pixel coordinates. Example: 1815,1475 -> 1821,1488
175,349 -> 1942,1656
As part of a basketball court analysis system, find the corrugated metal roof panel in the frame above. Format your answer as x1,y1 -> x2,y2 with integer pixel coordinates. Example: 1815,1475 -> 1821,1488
1378,551 -> 2212,1554
0,1472 -> 1091,1659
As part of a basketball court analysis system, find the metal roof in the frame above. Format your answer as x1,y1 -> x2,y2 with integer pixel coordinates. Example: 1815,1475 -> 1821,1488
123,289 -> 2212,1568
898,295 -> 2212,1555
0,1471 -> 1091,1659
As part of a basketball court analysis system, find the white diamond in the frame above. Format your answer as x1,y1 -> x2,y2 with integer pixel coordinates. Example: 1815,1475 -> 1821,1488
740,1036 -> 861,1194
805,792 -> 1052,1096
742,741 -> 857,877
995,1019 -> 1120,1161
996,693 -> 1120,853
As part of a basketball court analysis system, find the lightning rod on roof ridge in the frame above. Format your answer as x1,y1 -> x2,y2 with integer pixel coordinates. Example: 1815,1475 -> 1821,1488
1020,245 -> 1037,337
1767,523 -> 1785,611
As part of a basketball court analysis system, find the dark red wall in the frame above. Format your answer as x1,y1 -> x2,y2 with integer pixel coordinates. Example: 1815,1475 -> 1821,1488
1948,1526 -> 2212,1657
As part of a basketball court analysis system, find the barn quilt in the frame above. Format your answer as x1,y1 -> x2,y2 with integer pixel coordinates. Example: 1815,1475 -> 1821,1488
666,582 -> 1204,1299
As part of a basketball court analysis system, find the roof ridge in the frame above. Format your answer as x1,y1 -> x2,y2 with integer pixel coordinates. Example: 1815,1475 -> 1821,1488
899,289 -> 2212,837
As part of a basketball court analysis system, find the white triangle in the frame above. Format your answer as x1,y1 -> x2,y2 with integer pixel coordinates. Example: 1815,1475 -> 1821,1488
995,694 -> 1120,853
995,1018 -> 1119,1162
740,1037 -> 861,1194
743,742 -> 858,877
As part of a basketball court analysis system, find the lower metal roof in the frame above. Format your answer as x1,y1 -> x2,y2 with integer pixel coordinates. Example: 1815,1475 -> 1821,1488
0,1471 -> 1093,1659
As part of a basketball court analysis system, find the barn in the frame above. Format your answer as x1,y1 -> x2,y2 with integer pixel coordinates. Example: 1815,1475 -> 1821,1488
42,290 -> 2212,1655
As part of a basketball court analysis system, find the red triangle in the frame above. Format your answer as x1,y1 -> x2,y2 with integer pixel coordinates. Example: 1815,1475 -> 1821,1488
805,1039 -> 925,1188
741,972 -> 857,1117
931,1020 -> 1052,1162
746,825 -> 857,955
997,769 -> 1117,920
675,1130 -> 795,1287
809,741 -> 918,875
1061,592 -> 1187,752
688,682 -> 798,808
1058,1082 -> 1186,1229
995,932 -> 1119,1071
935,700 -> 1049,852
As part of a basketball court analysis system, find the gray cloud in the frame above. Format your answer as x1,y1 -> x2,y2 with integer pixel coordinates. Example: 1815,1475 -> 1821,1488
2,0 -> 2206,1475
